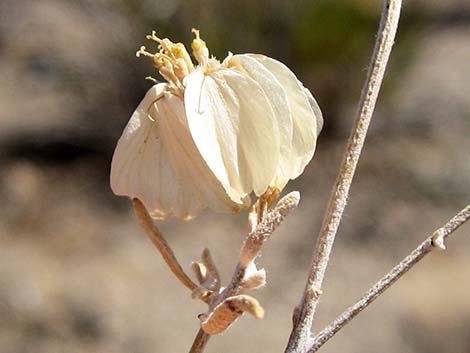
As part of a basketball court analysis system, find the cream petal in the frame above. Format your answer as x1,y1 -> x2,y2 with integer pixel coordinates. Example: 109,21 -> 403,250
184,68 -> 280,198
229,54 -> 295,189
302,85 -> 324,135
246,54 -> 322,188
110,83 -> 245,220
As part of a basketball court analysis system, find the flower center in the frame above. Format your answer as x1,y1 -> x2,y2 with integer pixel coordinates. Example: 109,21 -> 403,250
136,29 -> 211,90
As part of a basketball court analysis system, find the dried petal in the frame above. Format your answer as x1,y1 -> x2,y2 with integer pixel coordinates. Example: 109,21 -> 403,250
200,295 -> 264,334
110,84 -> 246,220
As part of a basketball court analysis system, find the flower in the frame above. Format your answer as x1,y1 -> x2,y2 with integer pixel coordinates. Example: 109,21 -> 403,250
110,30 -> 322,220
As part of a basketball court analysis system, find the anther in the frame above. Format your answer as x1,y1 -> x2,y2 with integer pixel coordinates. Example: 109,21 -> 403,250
145,76 -> 159,83
146,30 -> 162,44
136,46 -> 154,58
192,28 -> 201,39
191,28 -> 209,66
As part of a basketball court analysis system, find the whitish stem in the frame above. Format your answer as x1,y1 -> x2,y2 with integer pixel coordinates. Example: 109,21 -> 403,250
132,198 -> 199,292
307,204 -> 470,352
286,1 -> 402,352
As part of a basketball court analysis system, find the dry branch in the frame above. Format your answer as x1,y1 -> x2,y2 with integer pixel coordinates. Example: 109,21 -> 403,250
286,1 -> 402,352
307,204 -> 470,352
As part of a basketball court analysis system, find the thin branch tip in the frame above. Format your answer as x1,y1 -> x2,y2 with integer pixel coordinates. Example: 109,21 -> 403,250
306,203 -> 470,352
277,191 -> 301,212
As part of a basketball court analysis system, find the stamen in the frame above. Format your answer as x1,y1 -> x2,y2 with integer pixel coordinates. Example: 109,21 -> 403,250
136,46 -> 154,58
191,28 -> 209,66
174,58 -> 190,78
192,28 -> 201,40
158,52 -> 174,63
173,43 -> 195,73
146,31 -> 163,44
145,76 -> 159,83
159,38 -> 175,57
158,58 -> 180,86
144,32 -> 175,61
137,30 -> 196,89
145,97 -> 164,122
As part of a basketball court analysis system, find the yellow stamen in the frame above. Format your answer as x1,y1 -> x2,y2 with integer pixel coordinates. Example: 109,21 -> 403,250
137,31 -> 196,88
191,28 -> 209,66
136,46 -> 155,59
145,76 -> 159,84
146,31 -> 163,45
192,28 -> 201,40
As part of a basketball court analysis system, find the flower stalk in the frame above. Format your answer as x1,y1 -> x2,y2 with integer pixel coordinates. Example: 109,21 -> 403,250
132,198 -> 199,292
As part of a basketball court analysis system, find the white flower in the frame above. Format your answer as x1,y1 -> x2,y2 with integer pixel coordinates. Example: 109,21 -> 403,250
110,30 -> 322,220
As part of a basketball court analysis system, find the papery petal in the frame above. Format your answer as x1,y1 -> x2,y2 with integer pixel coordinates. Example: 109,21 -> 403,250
229,54 -> 294,189
110,83 -> 246,220
302,85 -> 324,135
245,54 -> 323,189
184,69 -> 280,199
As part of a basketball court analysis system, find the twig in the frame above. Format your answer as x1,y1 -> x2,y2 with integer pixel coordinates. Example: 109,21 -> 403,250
189,328 -> 211,353
132,198 -> 198,292
307,204 -> 470,352
132,199 -> 213,352
190,192 -> 300,351
201,248 -> 221,287
224,191 -> 300,299
285,1 -> 402,352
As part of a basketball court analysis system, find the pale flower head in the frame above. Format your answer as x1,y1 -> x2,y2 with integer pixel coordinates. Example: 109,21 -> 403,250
110,30 -> 323,220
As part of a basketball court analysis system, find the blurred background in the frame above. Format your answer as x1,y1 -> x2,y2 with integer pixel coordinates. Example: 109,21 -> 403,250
1,0 -> 469,352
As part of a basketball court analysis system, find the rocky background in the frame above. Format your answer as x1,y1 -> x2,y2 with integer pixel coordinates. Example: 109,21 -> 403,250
1,1 -> 469,352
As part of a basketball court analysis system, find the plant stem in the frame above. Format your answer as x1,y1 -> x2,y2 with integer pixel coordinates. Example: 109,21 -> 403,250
307,204 -> 470,352
220,192 -> 300,301
189,328 -> 211,353
190,192 -> 300,351
132,198 -> 199,292
285,1 -> 402,352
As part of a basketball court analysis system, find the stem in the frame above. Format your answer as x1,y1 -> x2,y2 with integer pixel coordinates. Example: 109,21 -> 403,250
210,192 -> 300,307
189,328 -> 211,353
307,204 -> 470,352
132,198 -> 198,292
191,192 -> 300,351
132,199 -> 212,352
286,1 -> 402,352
